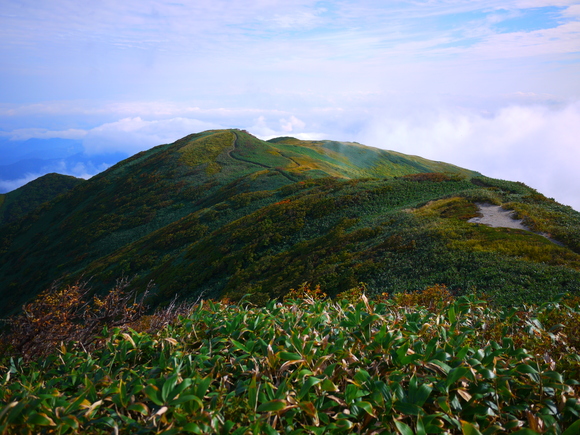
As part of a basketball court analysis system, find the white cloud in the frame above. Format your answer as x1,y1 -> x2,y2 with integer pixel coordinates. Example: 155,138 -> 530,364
250,115 -> 324,141
0,160 -> 107,193
279,115 -> 306,132
0,127 -> 86,141
79,117 -> 222,155
514,0 -> 578,7
0,173 -> 43,192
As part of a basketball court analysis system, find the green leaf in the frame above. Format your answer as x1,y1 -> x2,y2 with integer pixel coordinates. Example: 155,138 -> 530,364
456,345 -> 471,361
321,378 -> 338,392
481,425 -> 504,435
161,375 -> 178,403
394,420 -> 414,435
516,364 -> 539,374
394,401 -> 423,416
298,376 -> 323,400
562,419 -> 580,435
356,401 -> 376,417
437,395 -> 451,413
260,422 -> 279,435
461,420 -> 483,435
446,367 -> 470,387
231,339 -> 250,354
478,368 -> 496,379
27,412 -> 56,426
144,384 -> 164,406
542,371 -> 563,383
128,402 -> 149,415
195,376 -> 212,399
60,416 -> 79,430
430,359 -> 452,374
181,422 -> 203,434
257,400 -> 286,413
416,415 -> 426,435
448,305 -> 457,324
63,392 -> 88,414
279,351 -> 302,361
248,376 -> 259,411
408,375 -> 432,407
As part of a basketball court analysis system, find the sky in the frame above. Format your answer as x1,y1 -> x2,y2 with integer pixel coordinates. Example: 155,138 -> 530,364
1,0 -> 579,210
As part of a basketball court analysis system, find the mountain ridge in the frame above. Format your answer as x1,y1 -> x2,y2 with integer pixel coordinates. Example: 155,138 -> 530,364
0,129 -> 578,316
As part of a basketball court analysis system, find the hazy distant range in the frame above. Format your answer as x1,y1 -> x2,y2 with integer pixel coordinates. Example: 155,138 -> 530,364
0,137 -> 126,193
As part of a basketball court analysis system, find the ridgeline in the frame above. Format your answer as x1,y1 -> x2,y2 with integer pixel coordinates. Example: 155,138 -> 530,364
0,129 -> 579,316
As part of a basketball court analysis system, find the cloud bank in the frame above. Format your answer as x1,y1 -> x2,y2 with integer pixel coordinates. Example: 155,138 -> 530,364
2,99 -> 578,210
359,101 -> 580,210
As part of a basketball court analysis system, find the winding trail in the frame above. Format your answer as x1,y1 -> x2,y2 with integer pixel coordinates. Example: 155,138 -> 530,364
227,132 -> 300,183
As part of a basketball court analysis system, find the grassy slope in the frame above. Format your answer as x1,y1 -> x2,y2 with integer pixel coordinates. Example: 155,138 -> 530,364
0,130 -> 579,316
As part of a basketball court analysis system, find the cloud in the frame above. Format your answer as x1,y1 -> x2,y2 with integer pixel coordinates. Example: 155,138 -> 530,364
250,115 -> 325,141
82,117 -> 222,155
0,128 -> 87,141
0,173 -> 44,192
2,100 -> 579,212
0,160 -> 109,193
358,101 -> 580,211
280,115 -> 306,132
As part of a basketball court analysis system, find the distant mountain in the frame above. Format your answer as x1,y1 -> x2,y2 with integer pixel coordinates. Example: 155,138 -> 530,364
0,137 -> 84,166
0,173 -> 84,225
0,137 -> 127,193
0,129 -> 579,317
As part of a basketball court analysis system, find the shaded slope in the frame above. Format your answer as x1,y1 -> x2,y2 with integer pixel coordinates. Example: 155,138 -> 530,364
0,173 -> 84,226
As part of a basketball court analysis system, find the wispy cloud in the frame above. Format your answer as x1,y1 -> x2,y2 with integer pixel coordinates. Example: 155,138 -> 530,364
0,160 -> 111,193
82,116 -> 222,154
0,128 -> 86,141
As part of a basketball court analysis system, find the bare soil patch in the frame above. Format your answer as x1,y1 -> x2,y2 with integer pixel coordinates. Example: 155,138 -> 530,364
468,203 -> 529,230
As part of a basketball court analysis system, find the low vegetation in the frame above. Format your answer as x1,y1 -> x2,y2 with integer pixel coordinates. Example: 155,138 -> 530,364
1,283 -> 580,434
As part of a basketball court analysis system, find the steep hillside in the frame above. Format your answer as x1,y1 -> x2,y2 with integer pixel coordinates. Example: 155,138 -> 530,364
0,173 -> 84,225
0,129 -> 579,316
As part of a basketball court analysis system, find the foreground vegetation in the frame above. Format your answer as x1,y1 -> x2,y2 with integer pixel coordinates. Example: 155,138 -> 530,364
1,284 -> 580,434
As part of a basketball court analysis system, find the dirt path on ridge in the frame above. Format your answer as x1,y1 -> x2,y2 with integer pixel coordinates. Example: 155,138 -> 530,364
468,203 -> 564,246
227,132 -> 299,183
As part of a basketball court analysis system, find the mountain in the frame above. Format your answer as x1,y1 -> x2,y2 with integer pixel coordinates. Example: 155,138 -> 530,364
0,136 -> 127,194
0,173 -> 84,225
0,129 -> 579,317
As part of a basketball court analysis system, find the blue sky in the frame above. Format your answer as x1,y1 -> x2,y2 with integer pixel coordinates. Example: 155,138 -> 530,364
1,0 -> 580,209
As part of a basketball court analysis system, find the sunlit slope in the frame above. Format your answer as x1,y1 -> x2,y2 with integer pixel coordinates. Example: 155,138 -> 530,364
266,136 -> 477,179
0,129 -> 578,317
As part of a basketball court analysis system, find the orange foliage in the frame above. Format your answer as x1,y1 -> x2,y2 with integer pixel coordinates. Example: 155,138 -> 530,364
386,284 -> 456,312
0,278 -> 148,360
283,282 -> 327,302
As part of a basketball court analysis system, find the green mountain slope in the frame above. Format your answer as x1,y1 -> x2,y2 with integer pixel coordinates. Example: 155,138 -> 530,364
0,173 -> 84,226
0,129 -> 579,316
